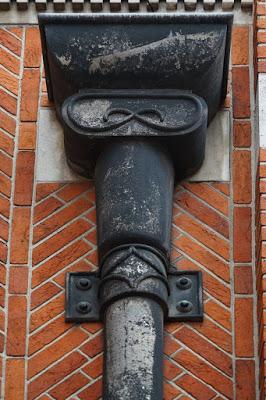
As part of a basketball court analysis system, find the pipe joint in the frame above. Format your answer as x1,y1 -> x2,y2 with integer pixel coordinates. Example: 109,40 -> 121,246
99,244 -> 169,318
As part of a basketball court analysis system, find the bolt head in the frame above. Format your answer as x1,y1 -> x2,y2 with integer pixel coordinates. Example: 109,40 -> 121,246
176,300 -> 193,313
76,278 -> 92,290
176,277 -> 192,290
76,301 -> 92,314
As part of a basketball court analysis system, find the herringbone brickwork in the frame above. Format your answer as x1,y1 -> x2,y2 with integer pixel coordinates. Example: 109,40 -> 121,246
27,182 -> 235,400
0,26 -> 24,398
0,22 -> 260,400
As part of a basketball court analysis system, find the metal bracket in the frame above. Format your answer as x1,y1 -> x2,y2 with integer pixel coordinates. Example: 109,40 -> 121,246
65,270 -> 203,323
65,272 -> 100,322
167,270 -> 203,322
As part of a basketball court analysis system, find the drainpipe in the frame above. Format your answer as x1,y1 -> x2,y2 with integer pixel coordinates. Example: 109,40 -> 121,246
38,13 -> 232,400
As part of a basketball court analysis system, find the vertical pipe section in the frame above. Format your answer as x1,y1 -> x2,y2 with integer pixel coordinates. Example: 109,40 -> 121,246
104,298 -> 164,400
95,139 -> 174,400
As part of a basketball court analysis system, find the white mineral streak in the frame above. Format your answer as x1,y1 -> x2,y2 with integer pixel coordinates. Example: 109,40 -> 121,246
89,31 -> 220,74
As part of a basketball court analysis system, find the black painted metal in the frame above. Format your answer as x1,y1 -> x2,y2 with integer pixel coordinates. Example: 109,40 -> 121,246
38,13 -> 232,400
61,90 -> 207,181
66,270 -> 203,322
38,13 -> 232,121
65,272 -> 100,322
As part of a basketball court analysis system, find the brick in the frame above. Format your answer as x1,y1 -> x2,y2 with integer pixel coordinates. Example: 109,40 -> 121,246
10,207 -> 30,264
175,374 -> 216,400
0,263 -> 6,285
57,181 -> 93,202
260,164 -> 266,177
0,309 -> 4,332
0,241 -> 7,263
174,213 -> 229,260
33,196 -> 63,225
236,360 -> 255,399
259,179 -> 266,194
193,318 -> 232,352
235,298 -> 254,357
20,69 -> 40,121
0,151 -> 12,177
30,292 -> 64,332
233,120 -> 251,148
7,296 -> 27,355
258,45 -> 266,58
175,191 -> 229,238
42,79 -> 47,93
233,150 -> 251,203
0,47 -> 20,75
261,199 -> 266,215
204,299 -> 231,331
0,88 -> 17,115
79,379 -> 102,400
31,282 -> 61,310
82,321 -> 102,334
257,18 -> 266,29
182,182 -> 229,216
258,31 -> 266,43
29,315 -> 74,355
0,66 -> 19,96
258,59 -> 266,72
163,357 -> 182,380
0,130 -> 14,156
233,207 -> 252,262
0,109 -> 16,135
18,123 -> 36,150
232,67 -> 250,118
0,285 -> 5,307
24,27 -> 42,67
82,354 -> 103,379
34,196 -> 90,243
14,151 -> 35,205
5,359 -> 25,399
234,266 -> 253,294
28,327 -> 88,378
32,239 -> 91,287
0,29 -> 21,56
0,216 -> 9,241
0,176 -> 11,201
163,381 -> 181,400
36,183 -> 65,202
49,372 -> 89,400
41,93 -> 53,107
174,326 -> 232,376
32,219 -> 92,265
260,148 -> 266,162
174,349 -> 233,399
28,352 -> 87,400
6,27 -> 23,39
86,249 -> 98,267
174,235 -> 230,282
85,226 -> 97,244
81,333 -> 103,357
257,2 -> 266,15
232,26 -> 249,65
9,266 -> 28,294
164,334 -> 180,356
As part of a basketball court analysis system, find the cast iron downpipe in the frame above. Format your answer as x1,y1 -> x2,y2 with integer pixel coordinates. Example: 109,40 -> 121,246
38,13 -> 232,400
96,140 -> 174,398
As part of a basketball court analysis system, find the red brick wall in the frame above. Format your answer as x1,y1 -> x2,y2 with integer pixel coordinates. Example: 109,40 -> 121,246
0,23 -> 259,399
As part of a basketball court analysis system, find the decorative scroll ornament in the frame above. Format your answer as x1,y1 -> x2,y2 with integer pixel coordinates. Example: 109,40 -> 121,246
62,90 -> 205,135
